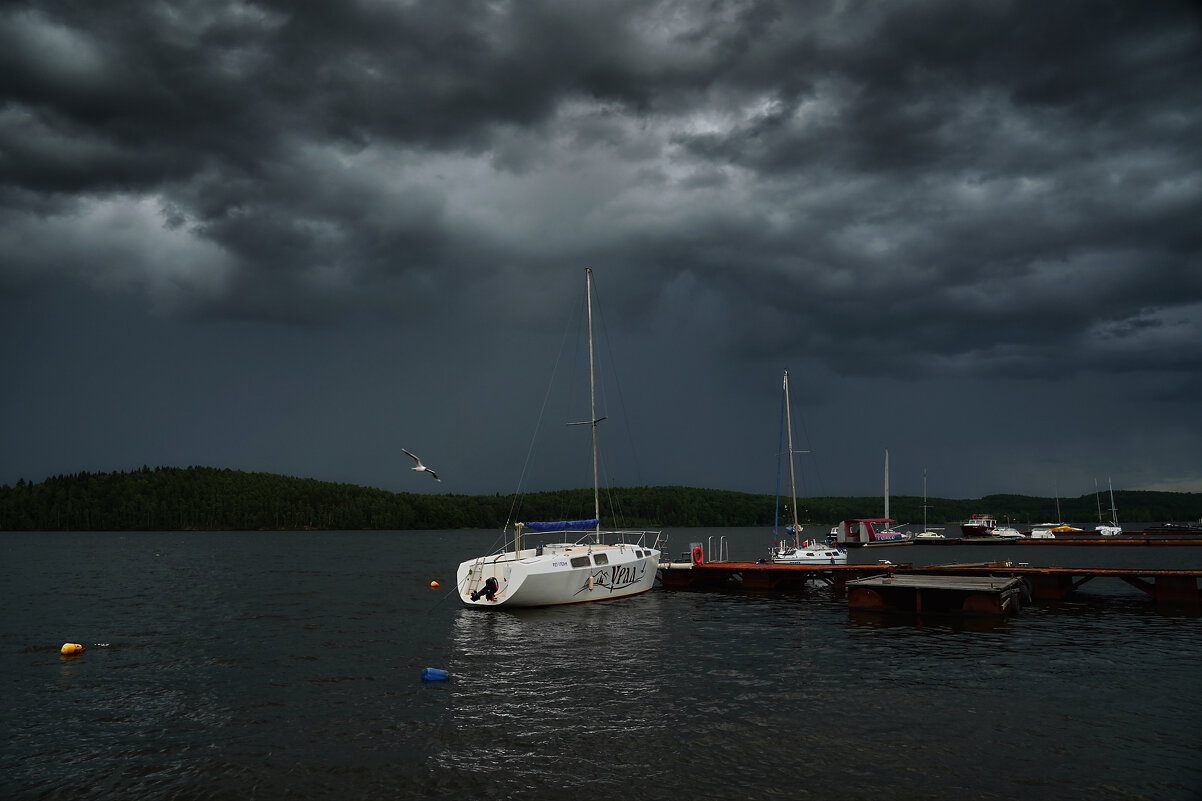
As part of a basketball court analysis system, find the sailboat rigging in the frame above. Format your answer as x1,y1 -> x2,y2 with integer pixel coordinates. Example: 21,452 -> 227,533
769,370 -> 847,565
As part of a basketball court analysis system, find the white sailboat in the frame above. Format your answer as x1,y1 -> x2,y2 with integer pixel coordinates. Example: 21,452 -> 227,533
912,468 -> 945,539
770,370 -> 847,565
455,269 -> 662,608
1095,478 -> 1122,537
875,449 -> 909,540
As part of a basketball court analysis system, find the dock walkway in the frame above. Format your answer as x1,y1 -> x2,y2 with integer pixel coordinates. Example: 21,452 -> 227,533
658,561 -> 900,592
657,560 -> 1202,605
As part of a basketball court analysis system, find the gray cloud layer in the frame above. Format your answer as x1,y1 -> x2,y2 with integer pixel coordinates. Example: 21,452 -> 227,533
3,1 -> 1201,498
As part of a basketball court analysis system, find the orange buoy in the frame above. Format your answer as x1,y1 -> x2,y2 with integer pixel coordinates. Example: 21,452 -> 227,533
60,643 -> 85,656
430,580 -> 439,588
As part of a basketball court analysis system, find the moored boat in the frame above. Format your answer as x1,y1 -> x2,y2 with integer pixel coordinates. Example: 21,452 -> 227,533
769,370 -> 847,565
457,520 -> 661,607
960,514 -> 997,538
455,269 -> 662,608
912,468 -> 944,539
835,518 -> 911,546
1031,523 -> 1085,538
1095,478 -> 1122,537
834,450 -> 911,547
1144,522 -> 1202,536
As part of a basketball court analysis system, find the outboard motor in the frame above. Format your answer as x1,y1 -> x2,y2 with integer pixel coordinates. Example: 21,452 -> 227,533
471,577 -> 499,602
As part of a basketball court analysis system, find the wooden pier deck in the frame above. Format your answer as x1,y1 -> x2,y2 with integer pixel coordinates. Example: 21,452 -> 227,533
658,561 -> 910,592
904,563 -> 1202,604
925,537 -> 1202,546
657,560 -> 1202,605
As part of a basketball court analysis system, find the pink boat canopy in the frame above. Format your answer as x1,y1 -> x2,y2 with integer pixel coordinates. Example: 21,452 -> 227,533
836,518 -> 907,544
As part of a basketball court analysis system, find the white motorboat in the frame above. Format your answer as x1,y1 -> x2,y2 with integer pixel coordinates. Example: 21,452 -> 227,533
455,269 -> 662,608
772,535 -> 846,564
769,370 -> 847,565
963,514 -> 1021,539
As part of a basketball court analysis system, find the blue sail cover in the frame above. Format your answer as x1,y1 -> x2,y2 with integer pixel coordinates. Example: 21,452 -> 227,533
521,518 -> 599,532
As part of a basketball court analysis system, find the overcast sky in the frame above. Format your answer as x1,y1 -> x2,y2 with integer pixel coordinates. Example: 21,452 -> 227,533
2,1 -> 1200,508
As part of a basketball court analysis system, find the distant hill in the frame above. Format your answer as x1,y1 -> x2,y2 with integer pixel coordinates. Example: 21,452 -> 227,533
1,466 -> 1199,531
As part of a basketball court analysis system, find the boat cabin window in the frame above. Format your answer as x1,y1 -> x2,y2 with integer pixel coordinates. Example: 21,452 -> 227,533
570,556 -> 591,568
593,553 -> 609,565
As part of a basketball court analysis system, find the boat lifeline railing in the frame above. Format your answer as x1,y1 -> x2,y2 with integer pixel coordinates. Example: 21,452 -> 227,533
499,529 -> 664,560
501,524 -> 667,560
653,531 -> 669,557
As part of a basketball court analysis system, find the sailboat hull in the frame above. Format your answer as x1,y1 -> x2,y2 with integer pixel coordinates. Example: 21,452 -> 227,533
457,541 -> 660,608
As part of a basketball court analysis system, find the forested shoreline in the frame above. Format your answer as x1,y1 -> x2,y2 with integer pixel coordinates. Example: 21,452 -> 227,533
1,466 -> 1199,532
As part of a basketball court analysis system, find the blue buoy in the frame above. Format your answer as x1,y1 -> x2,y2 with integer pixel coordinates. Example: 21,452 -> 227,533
421,667 -> 450,682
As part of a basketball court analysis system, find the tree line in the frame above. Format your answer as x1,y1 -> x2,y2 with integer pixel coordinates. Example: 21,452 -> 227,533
1,466 -> 1199,532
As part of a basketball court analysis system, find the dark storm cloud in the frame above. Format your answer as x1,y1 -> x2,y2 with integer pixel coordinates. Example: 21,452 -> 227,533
2,0 -> 1201,495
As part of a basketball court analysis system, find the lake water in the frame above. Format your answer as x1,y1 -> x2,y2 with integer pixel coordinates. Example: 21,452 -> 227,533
2,527 -> 1201,800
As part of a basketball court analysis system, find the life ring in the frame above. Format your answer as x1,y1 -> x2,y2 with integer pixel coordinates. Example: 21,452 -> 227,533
691,546 -> 703,565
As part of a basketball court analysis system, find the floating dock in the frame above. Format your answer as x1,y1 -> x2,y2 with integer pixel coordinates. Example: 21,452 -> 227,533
904,564 -> 1202,604
657,560 -> 1202,606
657,561 -> 907,592
846,574 -> 1025,616
931,537 -> 1202,546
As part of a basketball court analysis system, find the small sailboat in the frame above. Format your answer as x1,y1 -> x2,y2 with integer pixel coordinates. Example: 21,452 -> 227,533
769,370 -> 847,565
1031,493 -> 1080,538
835,450 -> 909,546
455,269 -> 662,608
875,449 -> 910,540
1095,478 -> 1122,537
912,469 -> 945,539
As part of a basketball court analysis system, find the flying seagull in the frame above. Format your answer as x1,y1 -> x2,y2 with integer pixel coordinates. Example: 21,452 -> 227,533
402,449 -> 440,481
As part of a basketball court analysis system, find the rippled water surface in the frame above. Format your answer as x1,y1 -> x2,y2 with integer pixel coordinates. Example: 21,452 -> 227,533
2,528 -> 1201,800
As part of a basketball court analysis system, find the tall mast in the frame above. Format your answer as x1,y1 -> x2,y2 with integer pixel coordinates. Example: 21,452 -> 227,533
922,468 -> 927,531
1108,477 -> 1119,525
585,268 -> 600,537
783,370 -> 800,538
884,449 -> 890,520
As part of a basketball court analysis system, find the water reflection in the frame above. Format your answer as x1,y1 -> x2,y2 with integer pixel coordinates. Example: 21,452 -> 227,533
432,596 -> 671,792
847,609 -> 1010,632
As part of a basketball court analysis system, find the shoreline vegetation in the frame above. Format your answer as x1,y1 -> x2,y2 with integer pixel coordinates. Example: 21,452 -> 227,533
1,466 -> 1199,532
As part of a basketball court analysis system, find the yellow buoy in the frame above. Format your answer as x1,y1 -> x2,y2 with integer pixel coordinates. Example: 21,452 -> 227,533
60,643 -> 85,656
430,580 -> 440,588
